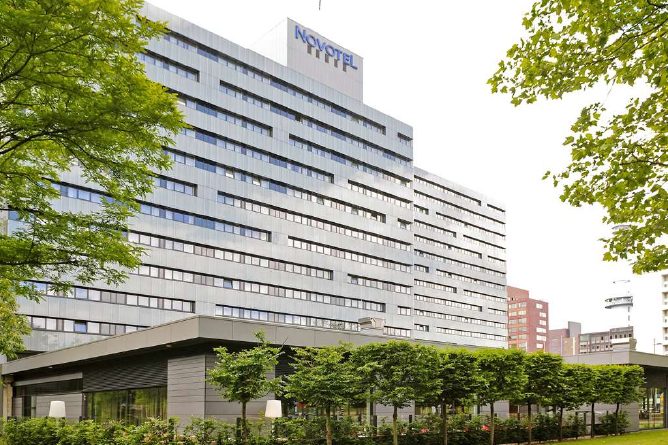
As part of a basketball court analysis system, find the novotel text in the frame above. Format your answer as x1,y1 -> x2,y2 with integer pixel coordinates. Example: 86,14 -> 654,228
295,25 -> 358,70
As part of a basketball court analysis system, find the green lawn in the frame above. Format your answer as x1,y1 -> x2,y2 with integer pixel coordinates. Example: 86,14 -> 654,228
555,429 -> 668,444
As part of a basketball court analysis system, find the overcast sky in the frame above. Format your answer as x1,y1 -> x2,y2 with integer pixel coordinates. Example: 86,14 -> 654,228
149,0 -> 665,352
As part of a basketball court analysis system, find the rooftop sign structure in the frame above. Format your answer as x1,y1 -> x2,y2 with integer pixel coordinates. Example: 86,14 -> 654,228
252,19 -> 364,100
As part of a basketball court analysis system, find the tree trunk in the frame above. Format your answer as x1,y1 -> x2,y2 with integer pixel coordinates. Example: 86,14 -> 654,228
615,402 -> 620,435
392,405 -> 399,445
241,401 -> 248,445
325,405 -> 333,445
366,390 -> 372,427
527,403 -> 532,445
489,402 -> 495,445
558,406 -> 564,442
441,401 -> 448,445
590,403 -> 595,438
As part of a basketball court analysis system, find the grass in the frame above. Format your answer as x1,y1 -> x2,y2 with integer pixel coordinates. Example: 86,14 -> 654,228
555,429 -> 668,444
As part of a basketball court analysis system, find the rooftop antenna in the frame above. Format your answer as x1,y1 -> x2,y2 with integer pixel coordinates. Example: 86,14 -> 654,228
319,0 -> 322,10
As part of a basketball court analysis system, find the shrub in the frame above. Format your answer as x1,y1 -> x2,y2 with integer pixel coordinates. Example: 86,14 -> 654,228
595,412 -> 629,436
2,418 -> 61,445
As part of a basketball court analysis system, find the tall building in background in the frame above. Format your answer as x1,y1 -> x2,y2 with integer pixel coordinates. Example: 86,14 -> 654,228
548,321 -> 581,356
9,4 -> 508,355
660,273 -> 668,354
507,286 -> 548,352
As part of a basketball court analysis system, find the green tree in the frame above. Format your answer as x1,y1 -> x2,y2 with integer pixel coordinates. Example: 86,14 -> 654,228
356,341 -> 440,445
585,365 -> 611,438
475,348 -> 527,445
553,364 -> 595,441
208,332 -> 282,445
515,352 -> 563,445
430,348 -> 479,445
284,344 -> 358,445
489,0 -> 668,274
0,0 -> 184,358
599,365 -> 645,434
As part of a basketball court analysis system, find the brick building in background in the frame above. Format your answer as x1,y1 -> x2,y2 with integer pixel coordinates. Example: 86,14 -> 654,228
507,286 -> 549,351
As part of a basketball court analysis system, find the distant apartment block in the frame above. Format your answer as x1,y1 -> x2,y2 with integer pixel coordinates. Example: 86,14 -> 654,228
579,326 -> 634,354
507,286 -> 549,352
548,321 -> 582,356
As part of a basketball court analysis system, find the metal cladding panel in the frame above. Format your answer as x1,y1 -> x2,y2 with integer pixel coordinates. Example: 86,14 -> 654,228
82,358 -> 167,392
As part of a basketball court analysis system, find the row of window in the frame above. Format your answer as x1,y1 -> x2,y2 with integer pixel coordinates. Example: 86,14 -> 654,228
179,95 -> 271,136
436,327 -> 506,342
413,308 -> 506,329
288,237 -> 410,273
212,167 -> 384,222
463,235 -> 505,256
135,264 -> 385,313
436,212 -> 505,240
301,115 -> 411,166
129,232 -> 332,280
162,31 -> 386,134
348,181 -> 411,208
289,136 -> 410,187
488,307 -> 507,316
415,191 -> 504,228
414,264 -> 429,273
176,128 -> 332,183
436,270 -> 505,291
216,192 -> 411,250
414,279 -> 457,293
383,326 -> 411,338
57,182 -> 271,243
138,51 -> 198,81
26,315 -> 143,336
463,289 -> 506,304
155,176 -> 196,196
414,176 -> 481,207
414,220 -> 457,238
414,205 -> 429,215
414,235 -> 482,259
414,294 -> 482,312
349,275 -> 411,294
29,281 -> 195,313
138,201 -> 270,241
414,249 -> 504,278
215,305 -> 360,332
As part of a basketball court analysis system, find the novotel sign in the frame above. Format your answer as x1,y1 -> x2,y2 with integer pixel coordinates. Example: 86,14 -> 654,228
294,24 -> 358,70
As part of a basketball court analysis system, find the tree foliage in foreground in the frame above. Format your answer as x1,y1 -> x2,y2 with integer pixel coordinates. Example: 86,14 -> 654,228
489,0 -> 668,274
284,343 -> 357,445
208,332 -> 282,445
475,348 -> 527,445
0,0 -> 184,357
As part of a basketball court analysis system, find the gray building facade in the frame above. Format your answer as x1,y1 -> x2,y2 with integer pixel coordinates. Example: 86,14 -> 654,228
9,3 -> 507,355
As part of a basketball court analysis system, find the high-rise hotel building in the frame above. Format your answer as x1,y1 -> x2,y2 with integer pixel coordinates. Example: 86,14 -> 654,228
13,4 -> 508,354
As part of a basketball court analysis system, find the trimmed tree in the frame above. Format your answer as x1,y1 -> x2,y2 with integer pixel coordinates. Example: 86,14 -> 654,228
356,341 -> 440,445
431,348 -> 479,445
284,344 -> 358,445
475,348 -> 527,445
553,364 -> 594,441
600,365 -> 645,435
208,332 -> 281,445
516,352 -> 563,445
0,0 -> 184,358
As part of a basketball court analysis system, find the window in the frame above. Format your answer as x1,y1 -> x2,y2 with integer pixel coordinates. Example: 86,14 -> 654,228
414,265 -> 429,273
414,324 -> 429,332
85,387 -> 167,424
398,307 -> 411,316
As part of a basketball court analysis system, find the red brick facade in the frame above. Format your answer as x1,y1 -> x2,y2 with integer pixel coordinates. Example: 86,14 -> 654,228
507,286 -> 549,352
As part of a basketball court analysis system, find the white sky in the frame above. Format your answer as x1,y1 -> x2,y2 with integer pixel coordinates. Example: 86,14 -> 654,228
148,0 -> 665,353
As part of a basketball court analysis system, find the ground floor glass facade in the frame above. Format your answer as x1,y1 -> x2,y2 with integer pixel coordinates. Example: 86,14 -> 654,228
84,387 -> 167,424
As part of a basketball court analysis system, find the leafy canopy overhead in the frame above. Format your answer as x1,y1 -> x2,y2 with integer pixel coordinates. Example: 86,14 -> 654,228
489,0 -> 668,274
0,0 -> 184,357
